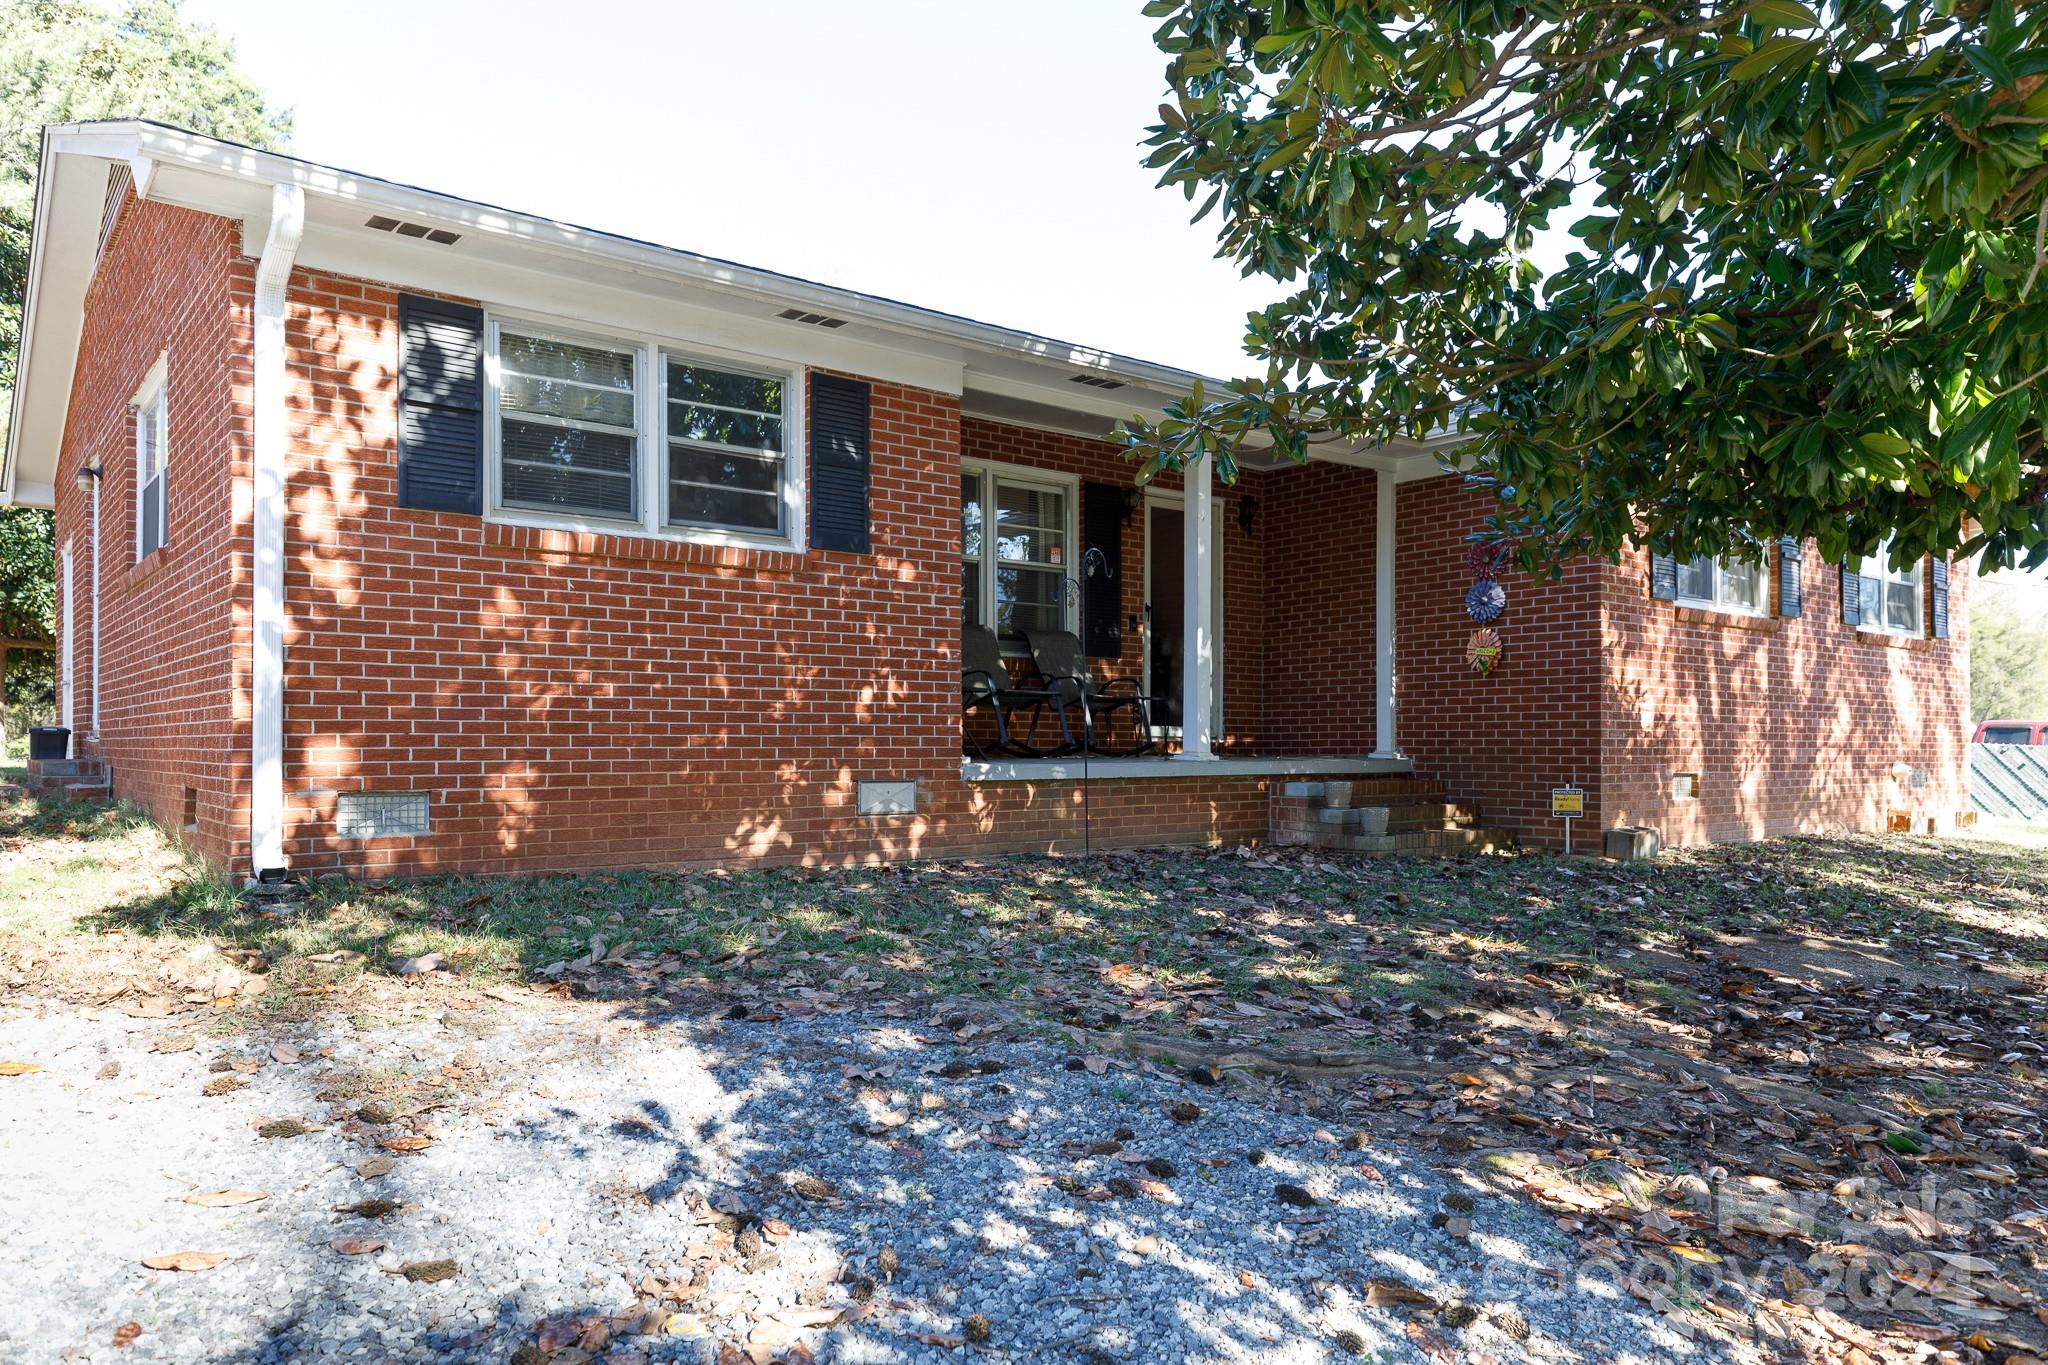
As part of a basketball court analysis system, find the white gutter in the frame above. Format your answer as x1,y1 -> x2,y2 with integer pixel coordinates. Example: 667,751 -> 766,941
250,181 -> 304,880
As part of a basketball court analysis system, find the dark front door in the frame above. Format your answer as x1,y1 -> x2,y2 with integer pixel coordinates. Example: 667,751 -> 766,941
1147,503 -> 1186,728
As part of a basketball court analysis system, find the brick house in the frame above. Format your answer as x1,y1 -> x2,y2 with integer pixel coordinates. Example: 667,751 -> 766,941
2,122 -> 1972,880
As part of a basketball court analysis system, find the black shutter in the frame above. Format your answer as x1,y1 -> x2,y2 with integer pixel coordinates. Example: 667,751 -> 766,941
1931,557 -> 1951,639
396,294 -> 484,515
1841,563 -> 1861,625
1650,552 -> 1678,601
1777,537 -> 1804,618
809,374 -> 871,553
1081,482 -> 1124,658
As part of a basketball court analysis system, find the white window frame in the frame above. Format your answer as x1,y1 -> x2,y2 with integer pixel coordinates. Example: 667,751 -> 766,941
130,353 -> 169,562
1673,550 -> 1770,617
960,456 -> 1078,652
1858,539 -> 1925,638
482,309 -> 807,551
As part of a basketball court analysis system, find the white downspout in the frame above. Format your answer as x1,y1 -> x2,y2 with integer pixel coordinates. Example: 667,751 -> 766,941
250,182 -> 304,880
1371,470 -> 1399,759
89,480 -> 100,740
59,543 -> 75,737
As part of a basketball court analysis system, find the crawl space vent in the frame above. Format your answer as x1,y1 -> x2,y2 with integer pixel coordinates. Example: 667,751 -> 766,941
335,791 -> 432,840
1069,373 -> 1125,390
364,215 -> 462,245
777,307 -> 849,328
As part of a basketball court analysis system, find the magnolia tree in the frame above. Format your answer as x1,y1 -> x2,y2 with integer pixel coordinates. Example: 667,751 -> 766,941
1120,0 -> 2048,575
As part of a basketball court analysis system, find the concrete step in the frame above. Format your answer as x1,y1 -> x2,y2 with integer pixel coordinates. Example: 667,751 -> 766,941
1313,800 -> 1478,834
1277,777 -> 1447,802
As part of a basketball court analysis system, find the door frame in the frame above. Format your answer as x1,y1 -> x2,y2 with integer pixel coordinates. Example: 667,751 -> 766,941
1141,489 -> 1223,738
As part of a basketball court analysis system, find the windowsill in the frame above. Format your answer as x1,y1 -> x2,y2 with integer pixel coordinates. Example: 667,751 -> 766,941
1672,604 -> 1778,633
123,545 -> 173,591
1855,629 -> 1933,650
490,507 -> 800,556
474,517 -> 812,575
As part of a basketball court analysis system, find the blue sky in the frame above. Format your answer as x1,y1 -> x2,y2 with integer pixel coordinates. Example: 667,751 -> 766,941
174,0 -> 1273,379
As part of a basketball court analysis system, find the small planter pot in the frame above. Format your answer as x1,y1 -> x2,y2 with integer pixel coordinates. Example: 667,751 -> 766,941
1323,780 -> 1355,809
28,726 -> 71,763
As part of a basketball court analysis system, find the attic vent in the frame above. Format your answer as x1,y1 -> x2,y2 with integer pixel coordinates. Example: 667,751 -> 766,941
335,791 -> 431,840
776,307 -> 849,329
1069,373 -> 1126,390
364,215 -> 462,246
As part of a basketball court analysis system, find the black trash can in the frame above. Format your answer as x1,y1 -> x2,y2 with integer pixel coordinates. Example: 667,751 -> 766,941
27,726 -> 69,762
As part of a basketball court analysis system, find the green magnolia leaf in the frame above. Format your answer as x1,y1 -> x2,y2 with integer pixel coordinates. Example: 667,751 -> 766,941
1752,0 -> 1820,30
1859,432 -> 1914,458
1728,36 -> 1818,81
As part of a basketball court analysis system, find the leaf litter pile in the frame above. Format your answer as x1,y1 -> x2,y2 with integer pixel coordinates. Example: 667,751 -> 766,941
6,784 -> 2048,1361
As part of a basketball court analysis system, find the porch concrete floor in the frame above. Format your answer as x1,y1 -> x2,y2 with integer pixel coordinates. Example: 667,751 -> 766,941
961,753 -> 1414,782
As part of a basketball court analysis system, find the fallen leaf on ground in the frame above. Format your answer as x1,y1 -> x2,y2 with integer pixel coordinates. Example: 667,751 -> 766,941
112,1323 -> 141,1348
0,1061 -> 42,1076
330,1238 -> 384,1255
142,1251 -> 226,1272
390,1258 -> 457,1282
182,1190 -> 267,1207
356,1156 -> 396,1179
380,1136 -> 434,1154
269,1044 -> 301,1064
390,953 -> 448,976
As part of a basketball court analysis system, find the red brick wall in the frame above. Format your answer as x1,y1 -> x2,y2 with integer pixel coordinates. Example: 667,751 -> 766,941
1600,543 -> 1972,843
1394,475 -> 1605,845
1259,461 -> 1378,753
50,194 -> 245,865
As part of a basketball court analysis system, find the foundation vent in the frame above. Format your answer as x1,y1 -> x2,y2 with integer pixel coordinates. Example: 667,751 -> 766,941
335,791 -> 432,840
364,215 -> 462,245
1069,373 -> 1126,390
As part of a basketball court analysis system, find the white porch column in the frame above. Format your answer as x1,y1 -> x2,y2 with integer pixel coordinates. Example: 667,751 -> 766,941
1178,454 -> 1217,760
1370,470 -> 1399,759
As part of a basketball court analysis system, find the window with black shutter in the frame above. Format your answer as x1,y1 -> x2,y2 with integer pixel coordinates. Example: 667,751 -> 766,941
397,294 -> 484,515
1777,538 -> 1803,617
808,374 -> 871,553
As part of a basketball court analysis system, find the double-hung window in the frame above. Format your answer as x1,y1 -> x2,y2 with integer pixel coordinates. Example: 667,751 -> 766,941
495,327 -> 641,521
1856,540 -> 1924,636
487,318 -> 798,542
960,463 -> 1072,644
1674,552 -> 1769,615
665,361 -> 787,534
133,364 -> 168,561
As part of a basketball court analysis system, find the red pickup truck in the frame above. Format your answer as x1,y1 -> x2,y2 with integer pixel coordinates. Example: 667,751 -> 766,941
1974,720 -> 2047,745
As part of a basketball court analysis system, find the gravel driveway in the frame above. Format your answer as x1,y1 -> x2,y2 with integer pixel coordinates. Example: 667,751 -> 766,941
0,996 -> 1731,1364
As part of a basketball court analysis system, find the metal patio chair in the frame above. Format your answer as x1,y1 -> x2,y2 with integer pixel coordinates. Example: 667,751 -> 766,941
1024,628 -> 1159,758
961,625 -> 1076,759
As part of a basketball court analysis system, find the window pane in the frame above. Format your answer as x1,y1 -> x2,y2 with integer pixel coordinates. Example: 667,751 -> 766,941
1721,558 -> 1762,611
669,444 -> 782,495
667,442 -> 783,532
501,419 -> 637,518
994,482 -> 1066,565
668,364 -> 782,414
502,373 -> 636,429
1983,726 -> 2030,745
668,404 -> 783,452
1676,557 -> 1715,602
961,474 -> 983,560
996,564 -> 1064,640
1886,580 -> 1919,633
501,332 -> 635,391
667,481 -> 779,532
962,565 -> 981,626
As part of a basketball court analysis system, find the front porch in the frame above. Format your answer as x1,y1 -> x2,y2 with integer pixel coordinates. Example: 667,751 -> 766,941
949,404 -> 1523,856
